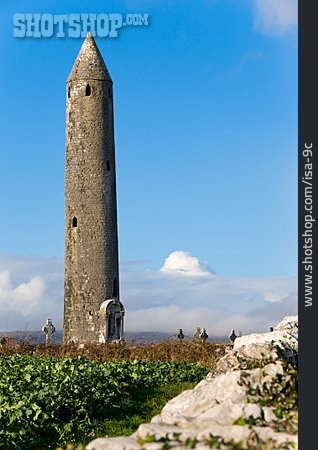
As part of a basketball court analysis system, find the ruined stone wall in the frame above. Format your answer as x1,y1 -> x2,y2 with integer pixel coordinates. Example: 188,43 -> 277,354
63,77 -> 119,343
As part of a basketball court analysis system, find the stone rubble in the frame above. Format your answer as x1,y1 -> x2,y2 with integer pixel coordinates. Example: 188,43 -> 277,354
86,315 -> 298,450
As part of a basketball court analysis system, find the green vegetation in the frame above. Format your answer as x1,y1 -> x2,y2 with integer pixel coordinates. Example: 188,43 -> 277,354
0,355 -> 208,449
99,381 -> 196,438
239,360 -> 298,435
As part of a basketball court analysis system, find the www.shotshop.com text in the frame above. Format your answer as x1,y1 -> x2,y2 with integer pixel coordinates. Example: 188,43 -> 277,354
302,143 -> 314,307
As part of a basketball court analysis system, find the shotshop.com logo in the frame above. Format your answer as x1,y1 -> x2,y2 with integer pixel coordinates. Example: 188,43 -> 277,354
13,13 -> 149,38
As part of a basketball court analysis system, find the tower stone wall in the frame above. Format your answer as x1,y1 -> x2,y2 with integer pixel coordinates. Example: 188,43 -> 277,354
63,34 -> 124,343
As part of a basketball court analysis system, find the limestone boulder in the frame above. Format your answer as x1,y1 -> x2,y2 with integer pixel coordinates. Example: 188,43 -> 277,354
233,315 -> 298,364
262,406 -> 278,423
136,422 -> 297,449
213,315 -> 298,373
234,330 -> 297,351
86,436 -> 140,450
275,315 -> 298,334
195,402 -> 262,426
152,370 -> 245,424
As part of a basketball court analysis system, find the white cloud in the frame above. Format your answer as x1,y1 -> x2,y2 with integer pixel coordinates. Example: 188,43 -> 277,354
122,259 -> 297,335
0,270 -> 44,312
253,0 -> 297,36
160,250 -> 216,277
0,254 -> 63,331
0,252 -> 297,337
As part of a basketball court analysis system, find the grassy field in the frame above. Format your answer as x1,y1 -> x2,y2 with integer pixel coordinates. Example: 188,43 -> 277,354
0,341 -> 228,449
83,381 -> 198,439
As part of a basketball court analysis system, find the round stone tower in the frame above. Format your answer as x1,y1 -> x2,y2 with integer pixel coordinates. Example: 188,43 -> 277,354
63,33 -> 124,343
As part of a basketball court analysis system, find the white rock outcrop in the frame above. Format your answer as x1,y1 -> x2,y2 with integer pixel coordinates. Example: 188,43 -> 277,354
233,315 -> 298,365
86,315 -> 298,450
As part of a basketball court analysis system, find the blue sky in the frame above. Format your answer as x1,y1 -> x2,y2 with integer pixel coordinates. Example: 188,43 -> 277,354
0,1 -> 297,332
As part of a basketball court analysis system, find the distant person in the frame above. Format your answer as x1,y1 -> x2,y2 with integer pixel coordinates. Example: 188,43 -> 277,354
229,329 -> 237,343
199,328 -> 208,343
177,329 -> 185,340
0,337 -> 6,348
270,327 -> 274,332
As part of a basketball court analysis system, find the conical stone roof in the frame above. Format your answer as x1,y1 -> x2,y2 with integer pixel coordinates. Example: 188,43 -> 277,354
67,33 -> 112,82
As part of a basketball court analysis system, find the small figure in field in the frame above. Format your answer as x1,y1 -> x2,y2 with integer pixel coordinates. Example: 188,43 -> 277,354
270,327 -> 274,332
42,319 -> 56,345
229,329 -> 237,343
0,337 -> 7,348
193,327 -> 202,340
199,328 -> 208,343
177,329 -> 185,340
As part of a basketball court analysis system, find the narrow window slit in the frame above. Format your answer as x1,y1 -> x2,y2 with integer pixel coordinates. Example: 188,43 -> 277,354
72,217 -> 77,228
85,84 -> 91,96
